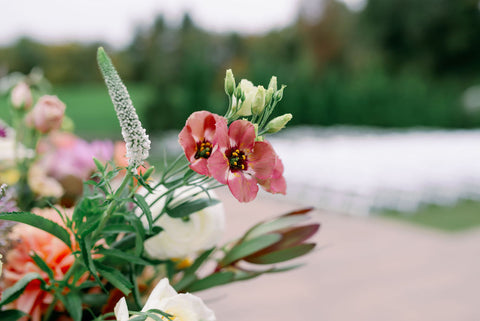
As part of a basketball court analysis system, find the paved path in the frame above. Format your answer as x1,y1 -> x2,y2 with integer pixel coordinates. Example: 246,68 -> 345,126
200,188 -> 480,321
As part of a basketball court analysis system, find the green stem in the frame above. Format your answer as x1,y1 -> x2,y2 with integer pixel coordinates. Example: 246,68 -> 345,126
92,170 -> 133,241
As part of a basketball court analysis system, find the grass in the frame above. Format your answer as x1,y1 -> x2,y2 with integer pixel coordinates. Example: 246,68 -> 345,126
381,200 -> 480,232
0,82 -> 153,138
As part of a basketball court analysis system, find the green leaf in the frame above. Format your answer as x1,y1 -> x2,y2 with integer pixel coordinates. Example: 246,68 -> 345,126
221,233 -> 281,266
127,216 -> 145,256
78,237 -> 103,289
94,262 -> 133,296
93,157 -> 105,173
102,224 -> 136,234
186,271 -> 235,292
30,252 -> 54,280
57,292 -> 82,321
244,214 -> 310,241
245,243 -> 316,264
0,273 -> 44,306
134,193 -> 153,233
0,310 -> 27,321
97,248 -> 151,265
167,198 -> 220,219
0,212 -> 71,248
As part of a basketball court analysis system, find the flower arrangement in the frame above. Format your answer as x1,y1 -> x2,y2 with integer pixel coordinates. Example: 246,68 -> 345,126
0,48 -> 319,321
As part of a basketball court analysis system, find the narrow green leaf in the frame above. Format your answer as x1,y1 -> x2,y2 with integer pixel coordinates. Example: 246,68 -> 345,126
58,292 -> 82,321
102,224 -> 136,234
245,243 -> 316,264
167,198 -> 220,219
0,273 -> 43,306
93,157 -> 105,173
0,310 -> 27,321
0,212 -> 71,248
134,193 -> 153,233
128,216 -> 145,256
78,237 -> 103,289
94,262 -> 133,296
97,248 -> 151,265
244,215 -> 310,241
186,271 -> 235,292
30,252 -> 54,280
221,234 -> 281,266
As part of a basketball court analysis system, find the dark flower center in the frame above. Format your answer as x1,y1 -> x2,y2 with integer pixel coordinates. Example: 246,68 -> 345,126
195,140 -> 212,159
227,148 -> 247,171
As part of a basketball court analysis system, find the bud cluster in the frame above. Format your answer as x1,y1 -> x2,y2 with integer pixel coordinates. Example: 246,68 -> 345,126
223,69 -> 292,138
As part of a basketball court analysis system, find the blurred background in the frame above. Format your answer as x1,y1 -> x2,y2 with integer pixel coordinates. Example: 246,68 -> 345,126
1,0 -> 480,319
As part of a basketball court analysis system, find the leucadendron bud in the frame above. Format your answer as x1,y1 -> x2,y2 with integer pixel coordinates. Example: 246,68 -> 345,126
252,86 -> 266,115
268,76 -> 278,91
264,113 -> 292,134
224,69 -> 236,96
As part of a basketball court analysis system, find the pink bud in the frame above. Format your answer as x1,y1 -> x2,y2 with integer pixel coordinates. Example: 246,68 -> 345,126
26,95 -> 66,134
11,82 -> 33,109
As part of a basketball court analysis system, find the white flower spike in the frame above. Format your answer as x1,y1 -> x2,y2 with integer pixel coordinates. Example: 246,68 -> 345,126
97,47 -> 151,169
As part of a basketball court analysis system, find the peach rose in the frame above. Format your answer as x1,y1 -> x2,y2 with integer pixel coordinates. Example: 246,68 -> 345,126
26,95 -> 66,134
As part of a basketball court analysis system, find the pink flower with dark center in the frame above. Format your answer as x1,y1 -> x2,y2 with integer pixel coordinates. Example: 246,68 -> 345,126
208,119 -> 277,202
179,111 -> 228,176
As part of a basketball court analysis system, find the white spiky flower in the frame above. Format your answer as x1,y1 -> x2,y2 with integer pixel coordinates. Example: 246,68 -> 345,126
97,47 -> 151,169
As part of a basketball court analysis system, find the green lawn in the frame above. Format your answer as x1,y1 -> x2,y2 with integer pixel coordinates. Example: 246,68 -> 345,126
380,200 -> 480,232
0,82 -> 153,139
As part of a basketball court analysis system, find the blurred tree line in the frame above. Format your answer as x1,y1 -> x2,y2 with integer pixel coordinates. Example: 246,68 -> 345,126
2,0 -> 480,131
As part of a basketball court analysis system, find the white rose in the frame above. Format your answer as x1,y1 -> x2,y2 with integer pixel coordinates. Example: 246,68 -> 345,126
234,79 -> 258,116
114,278 -> 216,321
137,185 -> 225,260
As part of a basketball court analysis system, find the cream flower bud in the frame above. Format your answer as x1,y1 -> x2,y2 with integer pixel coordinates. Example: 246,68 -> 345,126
224,69 -> 236,96
25,95 -> 66,134
11,82 -> 33,110
265,87 -> 274,107
274,84 -> 286,102
235,79 -> 258,116
252,85 -> 266,115
268,76 -> 278,91
264,113 -> 292,134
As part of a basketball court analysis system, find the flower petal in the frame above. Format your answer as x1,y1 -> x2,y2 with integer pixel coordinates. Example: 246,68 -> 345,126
189,158 -> 210,176
208,150 -> 230,184
259,158 -> 287,194
178,125 -> 196,161
114,297 -> 129,321
142,278 -> 178,312
248,141 -> 276,180
227,171 -> 259,202
228,120 -> 255,151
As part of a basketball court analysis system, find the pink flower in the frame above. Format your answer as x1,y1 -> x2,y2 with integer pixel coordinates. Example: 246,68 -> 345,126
257,152 -> 287,195
208,119 -> 278,202
11,82 -> 33,110
179,111 -> 228,176
26,95 -> 66,134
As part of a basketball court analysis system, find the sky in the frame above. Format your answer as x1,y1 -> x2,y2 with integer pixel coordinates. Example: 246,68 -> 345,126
0,0 -> 365,48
